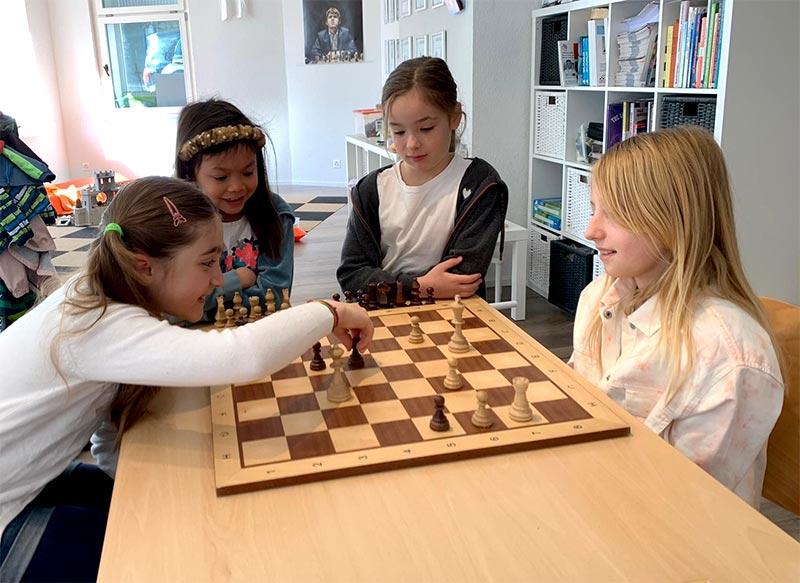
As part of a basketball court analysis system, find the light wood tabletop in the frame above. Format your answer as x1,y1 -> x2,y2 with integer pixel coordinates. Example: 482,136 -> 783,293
98,303 -> 800,583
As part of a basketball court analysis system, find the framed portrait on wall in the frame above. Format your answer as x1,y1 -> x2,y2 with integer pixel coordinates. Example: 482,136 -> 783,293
414,0 -> 427,11
430,30 -> 446,61
303,0 -> 364,64
399,0 -> 411,17
415,34 -> 428,57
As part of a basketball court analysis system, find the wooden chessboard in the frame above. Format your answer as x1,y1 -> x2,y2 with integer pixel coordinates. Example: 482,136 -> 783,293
210,297 -> 630,495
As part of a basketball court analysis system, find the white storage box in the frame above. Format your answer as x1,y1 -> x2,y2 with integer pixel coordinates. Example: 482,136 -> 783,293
534,91 -> 566,159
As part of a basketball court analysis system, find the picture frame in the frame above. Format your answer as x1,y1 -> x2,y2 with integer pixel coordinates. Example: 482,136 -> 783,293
389,38 -> 398,72
431,0 -> 444,7
399,0 -> 411,17
415,34 -> 428,57
430,30 -> 446,61
400,36 -> 413,63
414,0 -> 427,11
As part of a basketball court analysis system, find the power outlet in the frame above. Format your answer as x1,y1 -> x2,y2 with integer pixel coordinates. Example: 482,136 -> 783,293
332,159 -> 342,169
81,162 -> 91,173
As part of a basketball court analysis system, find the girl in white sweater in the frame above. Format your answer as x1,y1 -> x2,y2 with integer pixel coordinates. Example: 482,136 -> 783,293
0,176 -> 372,581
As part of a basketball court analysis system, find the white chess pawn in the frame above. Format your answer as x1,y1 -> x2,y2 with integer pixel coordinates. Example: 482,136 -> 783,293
224,308 -> 235,328
471,390 -> 493,428
248,296 -> 259,323
326,345 -> 352,403
408,315 -> 424,344
509,376 -> 533,422
281,288 -> 291,310
265,288 -> 276,315
443,358 -> 463,390
233,291 -> 243,312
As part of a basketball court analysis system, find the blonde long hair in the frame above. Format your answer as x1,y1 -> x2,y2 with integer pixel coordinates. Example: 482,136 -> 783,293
55,177 -> 218,444
588,126 -> 772,402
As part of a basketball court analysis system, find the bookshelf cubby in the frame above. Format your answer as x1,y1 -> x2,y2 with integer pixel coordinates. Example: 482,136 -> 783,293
527,0 -> 735,296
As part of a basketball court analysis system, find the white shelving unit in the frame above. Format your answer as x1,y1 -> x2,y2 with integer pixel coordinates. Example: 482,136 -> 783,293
345,135 -> 395,187
527,0 -> 800,304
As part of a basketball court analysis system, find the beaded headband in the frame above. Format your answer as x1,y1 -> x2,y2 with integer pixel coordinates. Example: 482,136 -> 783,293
178,124 -> 267,162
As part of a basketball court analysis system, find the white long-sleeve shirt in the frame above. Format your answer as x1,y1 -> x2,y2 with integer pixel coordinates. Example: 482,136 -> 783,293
0,281 -> 334,536
570,277 -> 784,507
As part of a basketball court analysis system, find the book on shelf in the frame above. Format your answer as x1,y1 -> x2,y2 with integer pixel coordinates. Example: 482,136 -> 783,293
578,36 -> 590,85
557,41 -> 579,87
667,0 -> 724,89
615,24 -> 658,87
620,1 -> 659,33
605,99 -> 652,150
533,212 -> 561,231
587,18 -> 607,86
533,197 -> 562,214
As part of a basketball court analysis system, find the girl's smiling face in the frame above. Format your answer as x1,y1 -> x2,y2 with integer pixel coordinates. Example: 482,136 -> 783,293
195,144 -> 259,222
585,182 -> 667,289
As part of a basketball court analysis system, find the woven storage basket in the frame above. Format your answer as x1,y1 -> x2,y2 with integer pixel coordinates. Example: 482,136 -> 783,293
528,224 -> 562,297
659,96 -> 716,133
564,167 -> 592,241
539,14 -> 568,85
593,252 -> 605,280
548,239 -> 595,314
534,92 -> 566,159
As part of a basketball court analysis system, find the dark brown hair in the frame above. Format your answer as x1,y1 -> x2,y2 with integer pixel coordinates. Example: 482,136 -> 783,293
175,98 -> 283,258
381,57 -> 464,141
60,176 -> 219,442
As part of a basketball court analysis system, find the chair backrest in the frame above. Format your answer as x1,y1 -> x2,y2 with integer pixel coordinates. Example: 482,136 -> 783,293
759,297 -> 800,514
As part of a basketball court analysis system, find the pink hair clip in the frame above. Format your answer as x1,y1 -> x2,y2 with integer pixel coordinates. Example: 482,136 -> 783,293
162,196 -> 187,227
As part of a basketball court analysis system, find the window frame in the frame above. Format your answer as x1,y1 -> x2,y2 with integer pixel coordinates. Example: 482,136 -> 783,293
93,0 -> 194,113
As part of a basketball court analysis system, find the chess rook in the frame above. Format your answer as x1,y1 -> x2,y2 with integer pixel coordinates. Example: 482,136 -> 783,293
509,376 -> 533,422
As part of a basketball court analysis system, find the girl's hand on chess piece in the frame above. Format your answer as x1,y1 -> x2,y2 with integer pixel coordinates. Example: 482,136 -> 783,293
329,301 -> 373,351
235,267 -> 257,289
417,256 -> 481,299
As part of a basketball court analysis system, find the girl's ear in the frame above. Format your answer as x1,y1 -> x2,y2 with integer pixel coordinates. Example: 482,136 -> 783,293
450,103 -> 463,130
132,253 -> 155,282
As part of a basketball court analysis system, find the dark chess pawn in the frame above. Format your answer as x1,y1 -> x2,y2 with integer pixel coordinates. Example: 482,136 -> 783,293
331,293 -> 341,302
429,395 -> 450,432
348,333 -> 365,369
426,287 -> 435,304
310,342 -> 326,371
344,290 -> 354,303
410,280 -> 422,306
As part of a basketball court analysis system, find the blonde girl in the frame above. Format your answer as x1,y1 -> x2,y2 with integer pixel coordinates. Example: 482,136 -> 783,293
337,57 -> 508,299
570,126 -> 783,507
0,177 -> 372,581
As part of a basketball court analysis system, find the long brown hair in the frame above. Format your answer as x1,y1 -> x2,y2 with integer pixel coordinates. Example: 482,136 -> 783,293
382,57 -> 464,152
588,126 -> 774,401
175,98 -> 283,258
57,177 -> 219,443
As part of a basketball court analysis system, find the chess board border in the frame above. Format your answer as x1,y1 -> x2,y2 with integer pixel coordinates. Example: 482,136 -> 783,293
210,298 -> 630,495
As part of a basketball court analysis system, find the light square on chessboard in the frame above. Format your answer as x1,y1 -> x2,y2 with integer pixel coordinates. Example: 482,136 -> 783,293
463,369 -> 512,390
463,327 -> 501,343
237,397 -> 279,422
281,410 -> 326,436
395,336 -> 437,351
314,390 -> 359,411
412,414 -> 467,439
369,349 -> 413,368
528,381 -> 568,402
377,313 -> 411,327
418,319 -> 454,335
434,389 -> 479,413
493,405 -> 549,428
328,425 -> 381,452
414,359 -> 451,378
344,367 -> 387,387
360,400 -> 410,424
272,376 -> 314,397
372,327 -> 395,340
241,436 -> 291,466
389,378 -> 437,399
482,351 -> 532,369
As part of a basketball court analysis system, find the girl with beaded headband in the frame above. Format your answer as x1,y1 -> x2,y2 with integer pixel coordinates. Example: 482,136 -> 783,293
0,177 -> 373,581
570,126 -> 783,508
175,98 -> 295,321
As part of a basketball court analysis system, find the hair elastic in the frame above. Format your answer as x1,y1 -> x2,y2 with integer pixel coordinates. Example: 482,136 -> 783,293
104,223 -> 124,237
162,196 -> 187,226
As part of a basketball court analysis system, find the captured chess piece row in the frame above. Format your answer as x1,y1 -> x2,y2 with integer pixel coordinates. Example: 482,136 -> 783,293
334,279 -> 435,311
214,289 -> 291,329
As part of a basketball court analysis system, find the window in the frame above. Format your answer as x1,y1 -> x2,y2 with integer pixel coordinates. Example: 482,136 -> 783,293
94,0 -> 192,109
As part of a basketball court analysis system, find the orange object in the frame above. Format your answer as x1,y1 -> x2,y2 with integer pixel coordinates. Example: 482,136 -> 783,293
45,183 -> 80,215
293,225 -> 307,241
96,191 -> 108,204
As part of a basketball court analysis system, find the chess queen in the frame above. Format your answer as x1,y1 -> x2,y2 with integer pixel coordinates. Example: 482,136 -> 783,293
337,57 -> 508,301
0,177 -> 373,581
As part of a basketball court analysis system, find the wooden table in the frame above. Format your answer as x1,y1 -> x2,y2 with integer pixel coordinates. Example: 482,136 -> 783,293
98,303 -> 800,582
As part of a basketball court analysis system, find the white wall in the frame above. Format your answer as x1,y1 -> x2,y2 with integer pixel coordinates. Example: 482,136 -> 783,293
20,0 -> 69,181
281,0 -> 382,186
721,0 -> 799,303
472,0 -> 536,228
